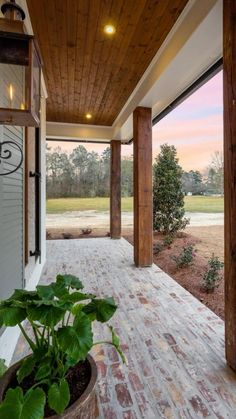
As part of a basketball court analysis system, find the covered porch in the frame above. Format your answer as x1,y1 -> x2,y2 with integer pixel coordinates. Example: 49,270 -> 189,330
12,238 -> 236,418
1,0 -> 236,416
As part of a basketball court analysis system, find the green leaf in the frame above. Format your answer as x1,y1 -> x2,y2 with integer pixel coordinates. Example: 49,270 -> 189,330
64,356 -> 77,372
0,305 -> 27,327
51,282 -> 68,298
0,387 -> 24,418
17,356 -> 36,384
0,386 -> 45,419
82,297 -> 117,323
56,274 -> 84,290
30,299 -> 71,309
6,289 -> 38,303
34,357 -> 51,381
0,359 -> 7,378
22,388 -> 45,419
36,285 -> 54,300
71,303 -> 85,316
57,312 -> 93,360
62,292 -> 95,303
27,301 -> 68,327
48,378 -> 70,415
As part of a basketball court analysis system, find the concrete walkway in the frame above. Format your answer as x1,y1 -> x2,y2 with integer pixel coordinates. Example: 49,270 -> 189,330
13,238 -> 235,418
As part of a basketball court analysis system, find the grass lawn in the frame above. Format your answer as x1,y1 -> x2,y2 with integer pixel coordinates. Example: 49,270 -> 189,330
184,195 -> 224,213
46,195 -> 224,214
46,197 -> 132,213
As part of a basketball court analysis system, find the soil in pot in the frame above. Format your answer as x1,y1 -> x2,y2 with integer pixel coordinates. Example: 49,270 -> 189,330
5,359 -> 91,417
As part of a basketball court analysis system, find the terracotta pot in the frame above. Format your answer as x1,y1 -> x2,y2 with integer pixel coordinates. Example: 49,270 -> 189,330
0,354 -> 98,419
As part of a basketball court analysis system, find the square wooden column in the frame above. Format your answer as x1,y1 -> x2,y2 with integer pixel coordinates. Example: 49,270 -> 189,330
110,140 -> 121,239
224,0 -> 236,371
133,107 -> 153,267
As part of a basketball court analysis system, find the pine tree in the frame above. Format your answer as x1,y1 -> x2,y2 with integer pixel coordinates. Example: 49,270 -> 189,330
153,144 -> 189,234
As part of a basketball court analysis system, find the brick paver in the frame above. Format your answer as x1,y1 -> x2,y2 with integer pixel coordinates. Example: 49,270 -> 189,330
13,238 -> 236,418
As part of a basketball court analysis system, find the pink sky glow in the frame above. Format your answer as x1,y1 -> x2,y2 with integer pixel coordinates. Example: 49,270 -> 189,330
50,71 -> 223,173
152,71 -> 223,171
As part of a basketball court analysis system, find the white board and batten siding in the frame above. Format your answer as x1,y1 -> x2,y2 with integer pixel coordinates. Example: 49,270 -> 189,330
0,64 -> 25,299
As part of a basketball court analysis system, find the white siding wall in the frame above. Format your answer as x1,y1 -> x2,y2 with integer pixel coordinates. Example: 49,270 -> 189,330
0,65 -> 24,299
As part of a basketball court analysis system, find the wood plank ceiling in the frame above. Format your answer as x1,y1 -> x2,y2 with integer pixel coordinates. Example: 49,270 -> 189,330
27,0 -> 188,126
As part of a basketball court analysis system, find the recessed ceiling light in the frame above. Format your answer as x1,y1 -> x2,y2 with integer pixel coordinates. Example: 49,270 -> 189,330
86,113 -> 92,119
104,24 -> 116,35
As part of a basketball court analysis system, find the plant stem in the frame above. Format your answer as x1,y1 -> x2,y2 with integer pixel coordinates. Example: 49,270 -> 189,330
42,326 -> 46,341
19,324 -> 36,351
66,312 -> 71,326
47,326 -> 50,348
93,340 -> 114,346
93,341 -> 127,364
35,325 -> 47,345
30,322 -> 40,347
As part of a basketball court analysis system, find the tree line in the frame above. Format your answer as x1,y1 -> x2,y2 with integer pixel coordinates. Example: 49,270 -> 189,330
182,151 -> 223,196
46,144 -> 223,199
46,145 -> 133,199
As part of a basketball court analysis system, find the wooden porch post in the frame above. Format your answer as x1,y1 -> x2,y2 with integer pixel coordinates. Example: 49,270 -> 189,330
224,0 -> 236,370
133,107 -> 153,267
110,140 -> 121,239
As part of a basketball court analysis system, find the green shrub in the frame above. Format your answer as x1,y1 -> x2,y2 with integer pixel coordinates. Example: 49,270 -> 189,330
172,245 -> 196,268
153,241 -> 164,254
163,235 -> 174,247
153,144 -> 189,234
153,234 -> 175,255
202,254 -> 224,291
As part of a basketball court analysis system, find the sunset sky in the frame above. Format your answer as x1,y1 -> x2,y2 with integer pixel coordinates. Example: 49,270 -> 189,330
50,70 -> 223,173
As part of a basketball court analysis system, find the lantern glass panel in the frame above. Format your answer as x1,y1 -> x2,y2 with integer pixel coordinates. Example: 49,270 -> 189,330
0,62 -> 26,110
31,43 -> 40,119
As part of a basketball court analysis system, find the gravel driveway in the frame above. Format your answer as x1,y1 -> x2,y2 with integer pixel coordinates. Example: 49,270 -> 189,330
46,211 -> 224,229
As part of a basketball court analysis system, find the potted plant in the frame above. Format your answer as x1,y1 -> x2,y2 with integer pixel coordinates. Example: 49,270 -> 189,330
0,274 -> 125,418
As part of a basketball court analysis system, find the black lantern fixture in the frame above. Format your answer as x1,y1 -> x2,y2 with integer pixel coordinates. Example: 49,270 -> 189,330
0,0 -> 42,126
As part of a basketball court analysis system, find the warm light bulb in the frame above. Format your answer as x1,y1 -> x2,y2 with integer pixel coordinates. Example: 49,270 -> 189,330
9,84 -> 13,102
104,25 -> 116,35
86,113 -> 92,119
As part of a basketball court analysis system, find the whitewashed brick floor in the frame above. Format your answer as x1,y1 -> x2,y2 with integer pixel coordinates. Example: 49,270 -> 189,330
13,238 -> 236,418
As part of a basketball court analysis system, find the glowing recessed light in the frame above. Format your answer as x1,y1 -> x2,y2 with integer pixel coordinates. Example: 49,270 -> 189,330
104,24 -> 116,35
9,84 -> 13,101
86,113 -> 92,119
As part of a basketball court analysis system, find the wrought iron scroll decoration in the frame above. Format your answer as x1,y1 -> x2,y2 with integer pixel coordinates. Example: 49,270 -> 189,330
0,141 -> 23,176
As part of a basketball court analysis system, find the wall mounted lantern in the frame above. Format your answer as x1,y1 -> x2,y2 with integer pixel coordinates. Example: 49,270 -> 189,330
0,0 -> 42,127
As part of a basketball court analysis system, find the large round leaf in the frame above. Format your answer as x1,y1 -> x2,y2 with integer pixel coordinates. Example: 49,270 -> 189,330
27,301 -> 67,327
61,292 -> 95,303
82,297 -> 117,322
57,312 -> 93,360
0,306 -> 27,327
56,274 -> 84,290
0,386 -> 45,419
36,285 -> 55,300
17,356 -> 36,384
48,378 -> 70,415
6,289 -> 38,303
